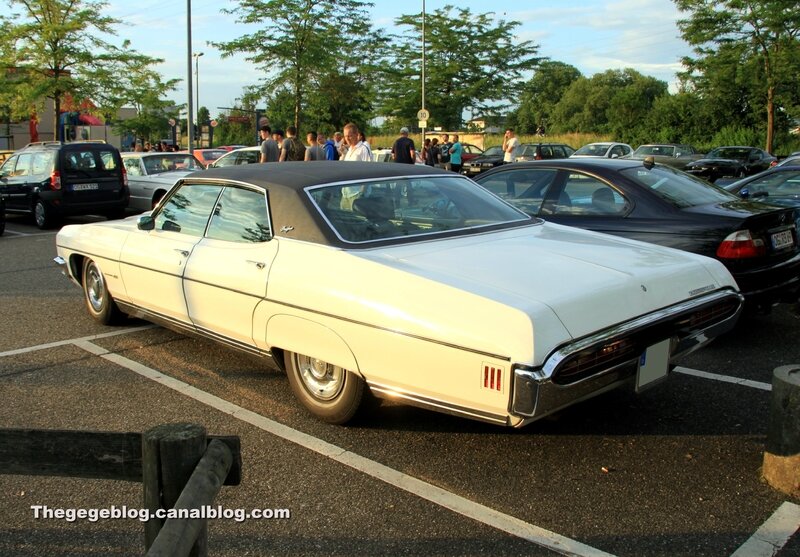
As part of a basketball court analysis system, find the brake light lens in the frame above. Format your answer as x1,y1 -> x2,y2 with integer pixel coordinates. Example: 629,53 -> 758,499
49,170 -> 61,190
717,230 -> 766,259
121,164 -> 128,187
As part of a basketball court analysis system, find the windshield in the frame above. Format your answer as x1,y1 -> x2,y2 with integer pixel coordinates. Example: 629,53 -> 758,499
621,165 -> 739,208
633,145 -> 675,157
738,170 -> 800,198
574,144 -> 610,156
307,175 -> 531,244
707,147 -> 751,160
142,154 -> 203,174
481,146 -> 504,157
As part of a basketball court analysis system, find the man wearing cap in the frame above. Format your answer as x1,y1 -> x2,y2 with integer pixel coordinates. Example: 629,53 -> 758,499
391,127 -> 416,164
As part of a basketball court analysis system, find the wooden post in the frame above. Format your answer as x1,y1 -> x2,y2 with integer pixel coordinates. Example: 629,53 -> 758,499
146,439 -> 234,557
142,423 -> 207,555
763,365 -> 800,496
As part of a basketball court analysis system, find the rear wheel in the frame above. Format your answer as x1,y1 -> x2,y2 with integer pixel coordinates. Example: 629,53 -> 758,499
82,258 -> 124,325
34,199 -> 59,229
284,351 -> 365,424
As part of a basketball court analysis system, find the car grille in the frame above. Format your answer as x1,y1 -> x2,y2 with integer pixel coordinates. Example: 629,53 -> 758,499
550,294 -> 741,386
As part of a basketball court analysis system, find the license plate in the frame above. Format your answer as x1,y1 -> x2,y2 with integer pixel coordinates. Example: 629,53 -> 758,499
771,229 -> 794,250
468,167 -> 480,173
636,339 -> 671,392
72,183 -> 99,191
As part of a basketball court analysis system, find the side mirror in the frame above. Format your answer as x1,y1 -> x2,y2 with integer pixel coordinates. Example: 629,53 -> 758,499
739,188 -> 750,199
137,214 -> 155,230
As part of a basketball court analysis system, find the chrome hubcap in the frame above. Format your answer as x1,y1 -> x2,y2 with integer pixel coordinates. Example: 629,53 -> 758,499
34,203 -> 45,226
296,354 -> 344,400
86,265 -> 105,312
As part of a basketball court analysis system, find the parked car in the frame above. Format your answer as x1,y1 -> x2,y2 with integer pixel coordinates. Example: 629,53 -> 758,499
625,144 -> 704,169
461,145 -> 507,175
0,141 -> 128,228
515,143 -> 575,162
475,158 -> 800,311
776,155 -> 800,167
460,143 -> 484,163
193,148 -> 229,168
209,146 -> 261,168
54,162 -> 742,427
218,144 -> 249,152
723,166 -> 800,209
0,194 -> 5,236
683,146 -> 776,182
570,142 -> 633,159
122,152 -> 204,211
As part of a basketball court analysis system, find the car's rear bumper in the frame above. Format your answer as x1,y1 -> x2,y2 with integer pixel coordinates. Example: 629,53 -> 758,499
732,251 -> 800,306
510,288 -> 743,426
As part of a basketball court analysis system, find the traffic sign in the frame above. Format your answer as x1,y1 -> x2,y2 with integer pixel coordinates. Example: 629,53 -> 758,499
417,109 -> 430,121
168,118 -> 176,127
210,119 -> 218,128
419,120 -> 428,129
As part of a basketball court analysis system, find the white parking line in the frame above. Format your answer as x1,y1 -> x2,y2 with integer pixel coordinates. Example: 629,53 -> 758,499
674,366 -> 772,391
81,340 -> 615,557
730,502 -> 800,557
2,330 -> 794,555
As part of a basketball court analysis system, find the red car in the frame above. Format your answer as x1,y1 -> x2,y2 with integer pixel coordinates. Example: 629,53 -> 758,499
193,148 -> 229,167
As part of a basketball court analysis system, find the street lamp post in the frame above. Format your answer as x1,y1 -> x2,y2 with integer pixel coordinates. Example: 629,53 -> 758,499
193,52 -> 204,147
186,0 -> 194,153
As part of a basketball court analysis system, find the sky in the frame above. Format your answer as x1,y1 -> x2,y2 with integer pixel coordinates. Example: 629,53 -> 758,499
101,0 -> 694,117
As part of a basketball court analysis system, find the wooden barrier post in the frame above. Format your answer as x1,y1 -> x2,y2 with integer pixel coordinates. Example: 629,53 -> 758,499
142,423 -> 207,555
763,365 -> 800,496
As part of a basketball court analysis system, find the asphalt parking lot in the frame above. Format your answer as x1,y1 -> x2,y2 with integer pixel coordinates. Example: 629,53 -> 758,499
1,214 -> 798,557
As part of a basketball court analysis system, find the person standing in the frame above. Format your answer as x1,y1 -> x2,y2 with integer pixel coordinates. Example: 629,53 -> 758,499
341,123 -> 372,161
439,133 -> 452,170
392,127 -> 416,164
279,126 -> 306,162
333,131 -> 347,159
304,131 -> 325,161
259,125 -> 279,163
449,134 -> 463,173
502,128 -> 521,164
323,134 -> 339,160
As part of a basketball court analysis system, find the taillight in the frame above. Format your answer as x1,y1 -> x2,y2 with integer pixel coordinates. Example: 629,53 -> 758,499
50,170 -> 61,190
717,230 -> 766,259
121,164 -> 128,187
535,152 -> 542,160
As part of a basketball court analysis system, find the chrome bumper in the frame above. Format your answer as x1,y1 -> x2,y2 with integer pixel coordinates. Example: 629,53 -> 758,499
511,289 -> 744,425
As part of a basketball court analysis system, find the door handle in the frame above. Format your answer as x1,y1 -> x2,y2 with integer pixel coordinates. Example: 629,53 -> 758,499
246,260 -> 266,270
174,249 -> 189,257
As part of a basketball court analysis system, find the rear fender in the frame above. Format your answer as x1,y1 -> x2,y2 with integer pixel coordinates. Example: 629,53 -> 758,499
266,315 -> 361,376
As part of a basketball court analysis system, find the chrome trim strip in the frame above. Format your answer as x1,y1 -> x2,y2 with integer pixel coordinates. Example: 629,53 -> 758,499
368,381 -> 508,425
538,289 -> 742,380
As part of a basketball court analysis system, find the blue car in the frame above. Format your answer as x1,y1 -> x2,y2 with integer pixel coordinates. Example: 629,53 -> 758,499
723,165 -> 800,209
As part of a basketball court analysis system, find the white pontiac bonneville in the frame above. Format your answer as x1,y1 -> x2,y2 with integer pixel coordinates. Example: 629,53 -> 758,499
55,162 -> 744,427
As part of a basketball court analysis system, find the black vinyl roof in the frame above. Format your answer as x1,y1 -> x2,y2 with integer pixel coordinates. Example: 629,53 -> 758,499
181,161 -> 459,248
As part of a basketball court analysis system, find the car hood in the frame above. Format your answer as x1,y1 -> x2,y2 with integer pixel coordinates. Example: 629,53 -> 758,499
466,155 -> 503,164
142,170 -> 195,182
356,224 -> 735,340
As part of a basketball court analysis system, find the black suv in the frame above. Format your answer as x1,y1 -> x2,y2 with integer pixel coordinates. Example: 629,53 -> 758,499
0,141 -> 128,228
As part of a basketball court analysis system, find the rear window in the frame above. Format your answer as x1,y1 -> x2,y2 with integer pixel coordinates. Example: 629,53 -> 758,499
62,148 -> 120,174
620,164 -> 738,208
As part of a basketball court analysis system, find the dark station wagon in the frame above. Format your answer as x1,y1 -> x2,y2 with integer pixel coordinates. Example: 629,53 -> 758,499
0,141 -> 129,228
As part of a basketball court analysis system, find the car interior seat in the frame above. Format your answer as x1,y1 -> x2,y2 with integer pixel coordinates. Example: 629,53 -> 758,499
591,188 -> 616,213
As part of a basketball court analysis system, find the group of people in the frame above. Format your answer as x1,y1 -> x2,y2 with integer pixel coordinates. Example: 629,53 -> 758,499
258,123 -> 375,163
133,141 -> 178,153
256,123 -> 523,172
392,129 -> 464,172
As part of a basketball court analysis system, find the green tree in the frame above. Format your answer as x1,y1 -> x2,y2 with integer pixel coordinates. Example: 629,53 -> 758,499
213,0 -> 382,131
378,6 -> 543,131
510,61 -> 581,134
675,0 -> 800,152
4,0 -> 169,138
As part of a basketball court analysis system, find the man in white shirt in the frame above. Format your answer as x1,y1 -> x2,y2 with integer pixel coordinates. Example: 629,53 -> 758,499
502,128 -> 521,164
342,123 -> 372,161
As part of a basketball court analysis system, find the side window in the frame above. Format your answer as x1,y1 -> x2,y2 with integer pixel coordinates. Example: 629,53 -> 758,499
478,168 -> 558,215
155,184 -> 223,236
124,158 -> 142,176
237,151 -> 259,165
554,173 -> 629,216
206,187 -> 271,243
0,155 -> 18,178
31,152 -> 53,175
14,153 -> 33,176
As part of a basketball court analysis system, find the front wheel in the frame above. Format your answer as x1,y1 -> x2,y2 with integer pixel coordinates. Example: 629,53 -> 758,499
82,258 -> 125,325
284,351 -> 365,424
